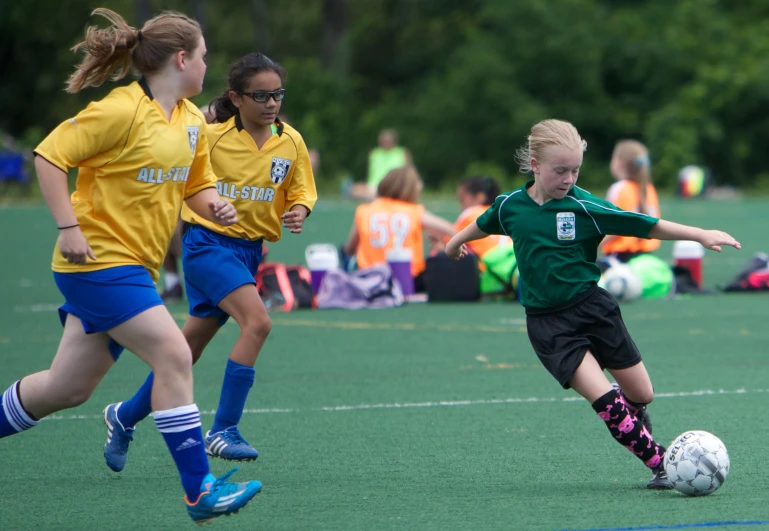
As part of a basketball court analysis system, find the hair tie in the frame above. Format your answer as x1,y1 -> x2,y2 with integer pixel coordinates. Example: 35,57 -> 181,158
137,30 -> 143,42
634,154 -> 650,168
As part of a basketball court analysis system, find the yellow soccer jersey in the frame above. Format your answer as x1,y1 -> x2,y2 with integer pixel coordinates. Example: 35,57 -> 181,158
182,115 -> 318,242
35,79 -> 217,281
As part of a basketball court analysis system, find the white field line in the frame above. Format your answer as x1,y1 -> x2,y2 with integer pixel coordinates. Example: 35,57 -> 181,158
42,387 -> 764,421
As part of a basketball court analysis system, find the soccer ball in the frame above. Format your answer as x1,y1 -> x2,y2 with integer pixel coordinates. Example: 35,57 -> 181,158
678,165 -> 708,198
598,264 -> 643,302
664,430 -> 730,496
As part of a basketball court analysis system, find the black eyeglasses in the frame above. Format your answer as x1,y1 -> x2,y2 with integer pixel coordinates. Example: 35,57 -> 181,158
240,89 -> 286,103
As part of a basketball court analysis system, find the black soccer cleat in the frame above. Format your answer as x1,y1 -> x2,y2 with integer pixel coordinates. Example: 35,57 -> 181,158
647,466 -> 674,490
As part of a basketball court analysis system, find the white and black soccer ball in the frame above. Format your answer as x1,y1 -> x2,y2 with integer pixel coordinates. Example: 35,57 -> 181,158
598,264 -> 643,302
664,430 -> 730,496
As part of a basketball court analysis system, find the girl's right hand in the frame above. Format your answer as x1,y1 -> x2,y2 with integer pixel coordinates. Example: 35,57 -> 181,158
58,226 -> 97,264
445,241 -> 468,260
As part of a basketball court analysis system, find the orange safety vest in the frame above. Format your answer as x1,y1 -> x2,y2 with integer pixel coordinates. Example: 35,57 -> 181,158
603,181 -> 661,255
355,198 -> 426,276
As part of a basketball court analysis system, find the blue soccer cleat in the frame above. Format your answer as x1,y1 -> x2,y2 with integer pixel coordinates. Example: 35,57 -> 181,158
103,402 -> 135,472
185,468 -> 262,525
205,427 -> 259,461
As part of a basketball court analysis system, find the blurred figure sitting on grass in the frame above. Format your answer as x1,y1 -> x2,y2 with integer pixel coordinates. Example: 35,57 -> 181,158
431,176 -> 512,264
342,166 -> 455,292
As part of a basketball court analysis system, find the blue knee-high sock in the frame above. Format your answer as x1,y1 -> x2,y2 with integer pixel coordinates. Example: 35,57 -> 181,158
118,372 -> 154,428
209,360 -> 255,434
0,381 -> 39,438
154,404 -> 210,502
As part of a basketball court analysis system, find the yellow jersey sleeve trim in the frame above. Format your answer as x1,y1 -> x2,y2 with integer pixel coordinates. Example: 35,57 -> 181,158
32,152 -> 67,173
184,185 -> 217,200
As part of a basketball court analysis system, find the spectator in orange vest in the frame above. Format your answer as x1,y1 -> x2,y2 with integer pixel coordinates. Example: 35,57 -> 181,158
601,140 -> 661,262
343,166 -> 455,292
454,176 -> 512,259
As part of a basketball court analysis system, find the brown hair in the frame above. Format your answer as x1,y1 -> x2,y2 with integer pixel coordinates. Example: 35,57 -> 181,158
515,119 -> 587,173
210,53 -> 288,123
458,176 -> 502,206
377,166 -> 421,203
612,140 -> 652,214
66,8 -> 202,93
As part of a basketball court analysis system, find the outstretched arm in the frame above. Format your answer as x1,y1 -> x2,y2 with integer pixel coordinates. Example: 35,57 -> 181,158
421,210 -> 455,239
648,220 -> 741,252
445,221 -> 490,260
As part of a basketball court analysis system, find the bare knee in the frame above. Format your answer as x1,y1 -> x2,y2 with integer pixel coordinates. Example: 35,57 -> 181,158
242,314 -> 271,341
50,382 -> 96,409
151,340 -> 193,377
639,391 -> 655,405
626,387 -> 655,406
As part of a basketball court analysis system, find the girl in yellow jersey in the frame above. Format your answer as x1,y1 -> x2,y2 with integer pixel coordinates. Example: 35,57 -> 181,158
0,9 -> 261,524
601,140 -> 661,262
105,53 -> 317,464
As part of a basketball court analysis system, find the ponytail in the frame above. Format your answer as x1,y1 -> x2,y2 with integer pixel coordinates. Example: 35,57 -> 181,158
66,8 -> 202,94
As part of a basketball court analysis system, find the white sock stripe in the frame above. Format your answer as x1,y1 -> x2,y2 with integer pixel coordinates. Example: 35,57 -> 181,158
155,420 -> 202,433
156,421 -> 201,433
8,383 -> 32,428
154,404 -> 200,420
3,382 -> 37,431
155,411 -> 200,422
2,388 -> 23,432
155,413 -> 201,428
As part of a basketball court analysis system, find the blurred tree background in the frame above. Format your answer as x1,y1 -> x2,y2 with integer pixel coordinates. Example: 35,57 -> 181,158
2,0 -> 769,194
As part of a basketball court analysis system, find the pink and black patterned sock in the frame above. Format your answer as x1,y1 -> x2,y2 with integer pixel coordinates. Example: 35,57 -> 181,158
592,389 -> 665,469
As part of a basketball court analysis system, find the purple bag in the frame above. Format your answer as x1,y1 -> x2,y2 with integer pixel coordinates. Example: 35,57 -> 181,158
316,265 -> 404,310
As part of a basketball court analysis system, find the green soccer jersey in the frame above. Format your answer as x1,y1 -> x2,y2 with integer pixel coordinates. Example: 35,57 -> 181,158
475,181 -> 659,309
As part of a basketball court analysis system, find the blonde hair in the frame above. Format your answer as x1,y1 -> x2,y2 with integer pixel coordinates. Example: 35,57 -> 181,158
377,166 -> 421,203
612,139 -> 652,214
515,119 -> 587,173
66,8 -> 202,93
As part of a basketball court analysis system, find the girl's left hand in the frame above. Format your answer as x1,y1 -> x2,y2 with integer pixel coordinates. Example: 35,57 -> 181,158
281,208 -> 308,234
699,230 -> 741,252
210,200 -> 238,226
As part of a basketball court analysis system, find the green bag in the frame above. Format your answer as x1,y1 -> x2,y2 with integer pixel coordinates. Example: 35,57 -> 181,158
627,254 -> 674,299
480,244 -> 519,298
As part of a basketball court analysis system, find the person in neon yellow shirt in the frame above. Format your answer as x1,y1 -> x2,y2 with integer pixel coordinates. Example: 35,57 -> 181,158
348,128 -> 412,200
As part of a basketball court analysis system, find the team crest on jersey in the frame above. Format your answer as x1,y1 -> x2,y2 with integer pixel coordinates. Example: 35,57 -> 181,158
270,157 -> 292,184
556,212 -> 576,240
187,126 -> 199,154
